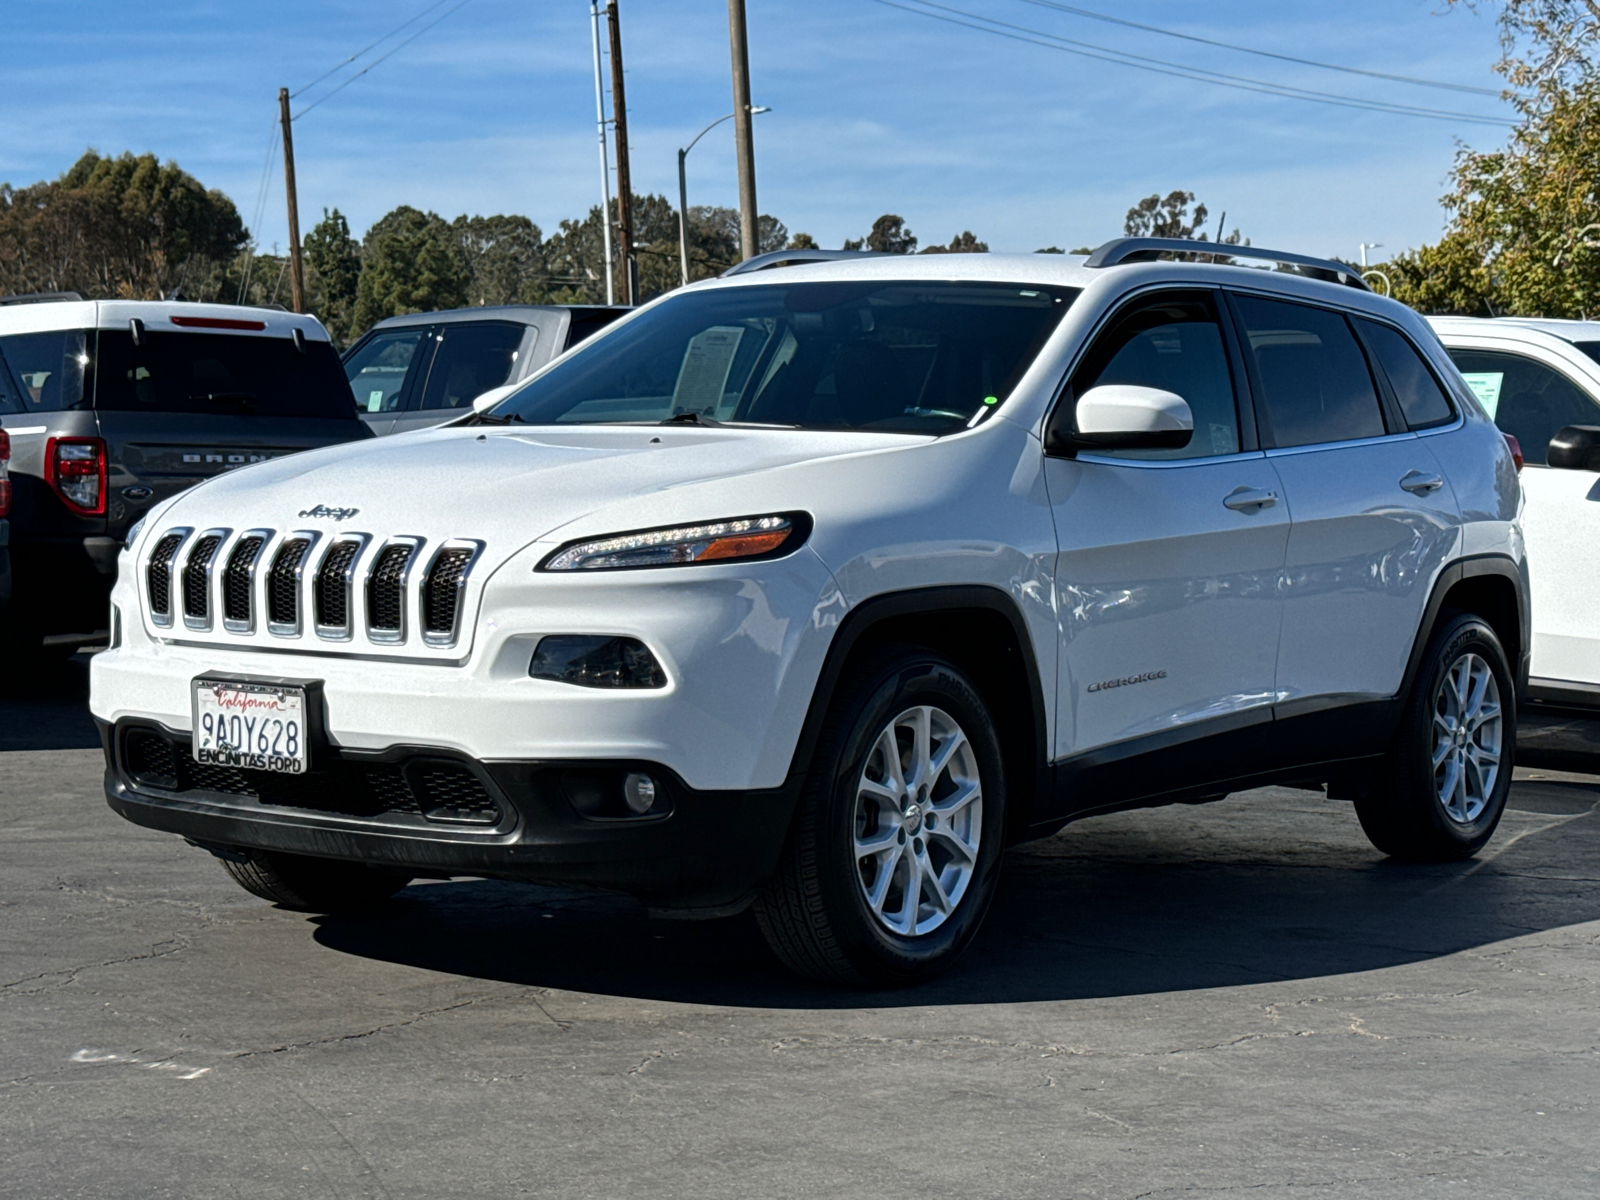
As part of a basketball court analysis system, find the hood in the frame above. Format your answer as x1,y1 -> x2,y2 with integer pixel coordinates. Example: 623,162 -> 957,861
153,422 -> 922,560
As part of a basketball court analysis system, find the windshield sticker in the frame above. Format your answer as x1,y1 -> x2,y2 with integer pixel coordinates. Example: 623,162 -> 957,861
368,389 -> 386,411
1460,371 -> 1504,418
672,326 -> 744,415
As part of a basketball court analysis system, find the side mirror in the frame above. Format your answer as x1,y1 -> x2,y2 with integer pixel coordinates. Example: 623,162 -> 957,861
471,382 -> 519,415
1547,424 -> 1600,471
1048,384 -> 1193,454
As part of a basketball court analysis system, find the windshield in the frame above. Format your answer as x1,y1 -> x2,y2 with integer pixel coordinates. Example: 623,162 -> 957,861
485,281 -> 1078,433
94,330 -> 358,418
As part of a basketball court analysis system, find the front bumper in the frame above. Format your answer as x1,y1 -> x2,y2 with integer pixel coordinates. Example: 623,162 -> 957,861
100,718 -> 796,912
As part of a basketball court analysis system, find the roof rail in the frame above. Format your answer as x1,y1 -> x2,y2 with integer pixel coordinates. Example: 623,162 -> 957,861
1082,238 -> 1369,291
0,291 -> 86,306
721,248 -> 888,277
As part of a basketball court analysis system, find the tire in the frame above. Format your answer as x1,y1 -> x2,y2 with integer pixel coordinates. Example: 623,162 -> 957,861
219,849 -> 411,913
754,645 -> 1007,987
1355,613 -> 1515,861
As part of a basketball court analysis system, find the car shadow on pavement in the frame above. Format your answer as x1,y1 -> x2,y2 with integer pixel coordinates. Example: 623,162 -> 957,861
0,652 -> 102,751
312,782 -> 1600,1009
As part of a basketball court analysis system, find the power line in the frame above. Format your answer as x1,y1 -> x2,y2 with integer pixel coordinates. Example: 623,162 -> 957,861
874,0 -> 1514,126
293,0 -> 471,121
1012,0 -> 1507,97
290,0 -> 455,99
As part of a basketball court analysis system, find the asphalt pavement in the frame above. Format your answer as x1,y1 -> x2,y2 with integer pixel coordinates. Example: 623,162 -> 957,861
3,657 -> 1598,1199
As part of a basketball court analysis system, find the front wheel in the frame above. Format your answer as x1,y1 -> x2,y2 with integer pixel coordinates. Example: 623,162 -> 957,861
754,647 -> 1007,986
1355,613 -> 1515,861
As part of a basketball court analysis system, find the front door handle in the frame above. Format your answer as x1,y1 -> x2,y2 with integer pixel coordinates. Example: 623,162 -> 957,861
1399,470 -> 1444,495
1223,486 -> 1278,512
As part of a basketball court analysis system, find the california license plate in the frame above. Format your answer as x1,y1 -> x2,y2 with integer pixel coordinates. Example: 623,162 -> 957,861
191,679 -> 308,774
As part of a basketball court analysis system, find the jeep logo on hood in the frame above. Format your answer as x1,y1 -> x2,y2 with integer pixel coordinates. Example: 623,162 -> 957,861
298,504 -> 361,521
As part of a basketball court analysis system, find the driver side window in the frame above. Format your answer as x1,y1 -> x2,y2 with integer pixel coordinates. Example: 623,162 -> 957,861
1072,292 -> 1241,460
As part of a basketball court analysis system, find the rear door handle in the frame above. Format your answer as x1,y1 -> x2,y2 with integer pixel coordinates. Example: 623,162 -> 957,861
1399,470 -> 1444,495
1223,486 -> 1277,512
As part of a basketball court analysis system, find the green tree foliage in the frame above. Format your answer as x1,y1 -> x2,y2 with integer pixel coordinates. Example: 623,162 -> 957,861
1123,191 -> 1244,244
0,150 -> 246,300
303,208 -> 360,342
1383,3 -> 1600,316
349,206 -> 468,334
921,230 -> 988,254
452,213 -> 546,307
787,232 -> 820,250
845,214 -> 918,254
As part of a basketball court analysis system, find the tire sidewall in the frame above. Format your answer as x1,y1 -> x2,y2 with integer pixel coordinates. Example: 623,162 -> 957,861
1401,615 -> 1516,855
814,653 -> 1007,981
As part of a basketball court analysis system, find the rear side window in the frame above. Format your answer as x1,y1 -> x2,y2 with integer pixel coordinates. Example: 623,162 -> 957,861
94,330 -> 358,419
1232,295 -> 1386,448
1356,319 -> 1455,429
0,330 -> 89,412
1444,348 -> 1600,466
345,327 -> 428,413
1071,291 -> 1240,459
565,309 -> 627,350
419,322 -> 527,411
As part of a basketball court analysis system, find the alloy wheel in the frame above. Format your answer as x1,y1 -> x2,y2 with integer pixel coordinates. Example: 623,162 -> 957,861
1430,651 -> 1503,824
852,705 -> 982,937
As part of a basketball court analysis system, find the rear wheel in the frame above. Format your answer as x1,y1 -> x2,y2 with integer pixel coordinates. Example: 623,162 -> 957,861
1355,614 -> 1514,861
220,849 -> 411,913
755,647 -> 1006,987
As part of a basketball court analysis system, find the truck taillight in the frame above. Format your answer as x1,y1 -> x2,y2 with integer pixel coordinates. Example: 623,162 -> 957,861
1504,433 -> 1524,473
0,428 -> 10,517
45,436 -> 107,516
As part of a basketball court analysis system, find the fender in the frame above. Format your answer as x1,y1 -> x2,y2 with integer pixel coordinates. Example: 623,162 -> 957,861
783,585 -> 1052,840
1395,553 -> 1529,706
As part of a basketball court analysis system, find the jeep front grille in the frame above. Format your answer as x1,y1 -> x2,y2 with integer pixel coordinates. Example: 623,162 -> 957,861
267,537 -> 311,630
146,531 -> 186,624
146,529 -> 481,649
182,534 -> 224,626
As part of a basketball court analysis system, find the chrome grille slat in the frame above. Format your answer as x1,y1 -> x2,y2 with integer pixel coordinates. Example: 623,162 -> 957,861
366,542 -> 416,637
181,532 -> 227,630
421,541 -> 482,647
146,531 -> 188,625
266,536 -> 314,634
222,533 -> 269,632
314,537 -> 366,638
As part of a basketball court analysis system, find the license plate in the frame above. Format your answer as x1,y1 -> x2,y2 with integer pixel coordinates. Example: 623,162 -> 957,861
191,679 -> 308,774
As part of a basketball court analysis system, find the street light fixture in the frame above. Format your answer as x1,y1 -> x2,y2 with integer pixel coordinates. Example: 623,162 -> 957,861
678,106 -> 771,287
1359,242 -> 1383,269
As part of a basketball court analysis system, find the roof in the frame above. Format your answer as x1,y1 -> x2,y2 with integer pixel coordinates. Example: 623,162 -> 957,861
1428,315 -> 1600,344
0,298 -> 330,341
370,304 -> 629,330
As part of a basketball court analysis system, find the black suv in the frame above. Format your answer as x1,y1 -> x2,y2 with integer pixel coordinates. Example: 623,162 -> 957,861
0,296 -> 369,657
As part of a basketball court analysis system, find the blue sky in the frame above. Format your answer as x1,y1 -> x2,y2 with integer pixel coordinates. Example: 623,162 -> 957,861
1,0 -> 1512,261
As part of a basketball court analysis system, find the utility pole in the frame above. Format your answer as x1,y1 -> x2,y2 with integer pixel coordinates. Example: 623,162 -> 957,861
606,0 -> 635,304
278,88 -> 306,314
589,1 -> 614,305
727,0 -> 759,262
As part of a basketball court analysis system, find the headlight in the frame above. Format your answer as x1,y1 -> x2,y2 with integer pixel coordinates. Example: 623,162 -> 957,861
539,513 -> 810,571
124,515 -> 147,551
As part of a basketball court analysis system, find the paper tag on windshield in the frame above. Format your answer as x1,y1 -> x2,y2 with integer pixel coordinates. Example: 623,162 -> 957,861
1460,372 -> 1504,418
672,327 -> 744,415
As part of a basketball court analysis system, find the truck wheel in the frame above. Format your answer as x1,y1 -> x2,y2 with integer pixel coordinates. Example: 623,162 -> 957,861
220,849 -> 411,913
1355,613 -> 1515,861
755,646 -> 1006,987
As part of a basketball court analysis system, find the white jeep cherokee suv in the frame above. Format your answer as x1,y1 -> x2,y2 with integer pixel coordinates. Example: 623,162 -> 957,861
91,240 -> 1528,985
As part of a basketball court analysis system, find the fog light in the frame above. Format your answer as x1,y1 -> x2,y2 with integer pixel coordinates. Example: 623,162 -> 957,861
530,635 -> 667,689
623,773 -> 657,815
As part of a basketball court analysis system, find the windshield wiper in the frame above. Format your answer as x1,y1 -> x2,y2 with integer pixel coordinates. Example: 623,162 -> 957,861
660,410 -> 722,427
464,410 -> 523,426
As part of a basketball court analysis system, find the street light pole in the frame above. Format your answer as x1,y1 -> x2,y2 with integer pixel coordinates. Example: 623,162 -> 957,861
589,1 -> 614,305
677,108 -> 770,287
1359,242 -> 1383,268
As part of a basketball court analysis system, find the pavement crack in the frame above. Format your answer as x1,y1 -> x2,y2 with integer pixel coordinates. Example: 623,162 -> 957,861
230,992 -> 512,1059
1,937 -> 187,995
